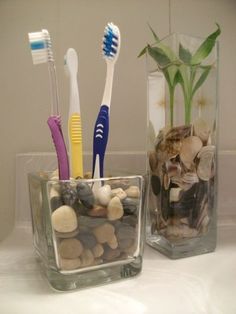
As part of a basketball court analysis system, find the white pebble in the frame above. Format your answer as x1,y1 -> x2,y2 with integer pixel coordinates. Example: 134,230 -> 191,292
51,205 -> 78,233
95,184 -> 112,206
125,186 -> 140,198
107,196 -> 124,221
111,188 -> 127,200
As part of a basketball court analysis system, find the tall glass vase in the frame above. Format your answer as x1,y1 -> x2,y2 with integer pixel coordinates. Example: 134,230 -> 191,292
146,33 -> 219,258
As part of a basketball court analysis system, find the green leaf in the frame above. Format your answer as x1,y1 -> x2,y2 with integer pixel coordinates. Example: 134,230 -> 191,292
192,65 -> 211,96
191,23 -> 221,65
148,24 -> 160,42
179,43 -> 192,64
138,45 -> 148,58
147,45 -> 171,67
167,64 -> 179,87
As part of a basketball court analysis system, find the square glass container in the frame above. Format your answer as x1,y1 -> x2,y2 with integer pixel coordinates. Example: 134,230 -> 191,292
28,172 -> 145,291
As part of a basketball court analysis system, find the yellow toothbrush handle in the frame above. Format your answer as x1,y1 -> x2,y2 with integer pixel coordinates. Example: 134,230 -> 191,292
69,114 -> 83,178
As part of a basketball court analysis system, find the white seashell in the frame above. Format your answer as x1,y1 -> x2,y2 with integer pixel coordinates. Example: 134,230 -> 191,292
193,118 -> 210,143
197,145 -> 215,181
169,188 -> 182,202
182,172 -> 199,184
180,136 -> 203,169
111,188 -> 127,200
95,184 -> 112,206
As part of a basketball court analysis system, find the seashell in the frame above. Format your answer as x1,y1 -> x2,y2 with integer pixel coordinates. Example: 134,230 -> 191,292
197,145 -> 215,181
180,136 -> 203,169
193,118 -> 210,143
163,173 -> 170,190
165,140 -> 182,158
182,172 -> 199,185
149,151 -> 158,172
169,188 -> 182,202
166,160 -> 181,177
165,124 -> 191,141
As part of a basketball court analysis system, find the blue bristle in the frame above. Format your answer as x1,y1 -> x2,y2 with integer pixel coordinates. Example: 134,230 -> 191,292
30,41 -> 46,50
103,26 -> 118,57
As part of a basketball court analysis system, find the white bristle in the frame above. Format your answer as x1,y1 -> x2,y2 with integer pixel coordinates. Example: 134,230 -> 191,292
28,29 -> 54,65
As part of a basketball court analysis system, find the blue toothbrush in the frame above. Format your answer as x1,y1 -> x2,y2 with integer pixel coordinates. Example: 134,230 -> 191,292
92,22 -> 121,185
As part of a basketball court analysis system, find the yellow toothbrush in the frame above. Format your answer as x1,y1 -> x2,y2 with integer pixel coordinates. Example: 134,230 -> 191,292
65,48 -> 83,178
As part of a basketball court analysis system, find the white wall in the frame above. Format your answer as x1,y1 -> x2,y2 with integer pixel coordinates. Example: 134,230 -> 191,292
0,0 -> 235,241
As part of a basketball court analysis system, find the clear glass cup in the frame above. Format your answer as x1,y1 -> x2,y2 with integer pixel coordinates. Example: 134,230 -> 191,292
28,172 -> 145,291
146,33 -> 219,258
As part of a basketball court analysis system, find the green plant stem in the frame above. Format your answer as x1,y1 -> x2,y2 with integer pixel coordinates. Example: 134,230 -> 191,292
169,86 -> 174,127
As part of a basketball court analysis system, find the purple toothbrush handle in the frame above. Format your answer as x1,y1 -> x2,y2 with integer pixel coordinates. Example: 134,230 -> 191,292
47,116 -> 69,180
92,105 -> 109,178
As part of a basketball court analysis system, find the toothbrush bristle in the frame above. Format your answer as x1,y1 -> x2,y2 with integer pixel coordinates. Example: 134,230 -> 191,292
28,29 -> 54,64
102,22 -> 120,60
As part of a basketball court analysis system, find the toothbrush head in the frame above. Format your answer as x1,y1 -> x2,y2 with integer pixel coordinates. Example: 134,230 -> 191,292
28,29 -> 54,65
64,48 -> 78,78
102,22 -> 121,62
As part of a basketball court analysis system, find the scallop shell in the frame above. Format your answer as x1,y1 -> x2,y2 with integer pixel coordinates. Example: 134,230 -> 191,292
165,124 -> 191,141
193,118 -> 210,143
197,145 -> 215,181
180,136 -> 203,169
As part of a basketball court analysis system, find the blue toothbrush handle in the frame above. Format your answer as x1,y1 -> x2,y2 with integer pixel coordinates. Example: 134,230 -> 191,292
92,105 -> 109,178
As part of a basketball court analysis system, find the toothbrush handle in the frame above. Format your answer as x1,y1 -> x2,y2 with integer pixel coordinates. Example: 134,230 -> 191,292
47,116 -> 70,180
68,113 -> 83,178
92,105 -> 109,178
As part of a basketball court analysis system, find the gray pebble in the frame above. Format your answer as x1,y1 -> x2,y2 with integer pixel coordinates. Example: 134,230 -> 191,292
77,232 -> 97,249
60,183 -> 78,206
50,196 -> 63,211
116,224 -> 136,240
122,197 -> 139,214
76,182 -> 95,209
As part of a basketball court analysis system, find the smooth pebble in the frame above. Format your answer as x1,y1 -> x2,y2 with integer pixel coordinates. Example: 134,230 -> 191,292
107,196 -> 124,221
59,238 -> 83,259
111,188 -> 127,200
80,249 -> 94,267
76,182 -> 94,209
92,243 -> 104,258
77,232 -> 97,249
93,223 -> 115,243
51,205 -> 78,233
60,257 -> 81,270
125,186 -> 140,198
95,185 -> 112,206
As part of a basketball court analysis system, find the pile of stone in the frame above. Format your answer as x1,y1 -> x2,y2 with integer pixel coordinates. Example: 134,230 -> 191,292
49,173 -> 141,271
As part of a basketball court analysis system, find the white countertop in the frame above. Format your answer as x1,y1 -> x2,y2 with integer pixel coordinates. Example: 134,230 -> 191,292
0,219 -> 236,314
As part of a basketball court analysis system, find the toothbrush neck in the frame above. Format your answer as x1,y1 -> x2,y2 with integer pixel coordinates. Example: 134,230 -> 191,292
101,62 -> 114,107
48,61 -> 60,116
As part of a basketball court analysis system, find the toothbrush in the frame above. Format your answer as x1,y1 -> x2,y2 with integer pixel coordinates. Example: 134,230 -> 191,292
64,48 -> 83,178
28,29 -> 69,180
92,22 -> 121,183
